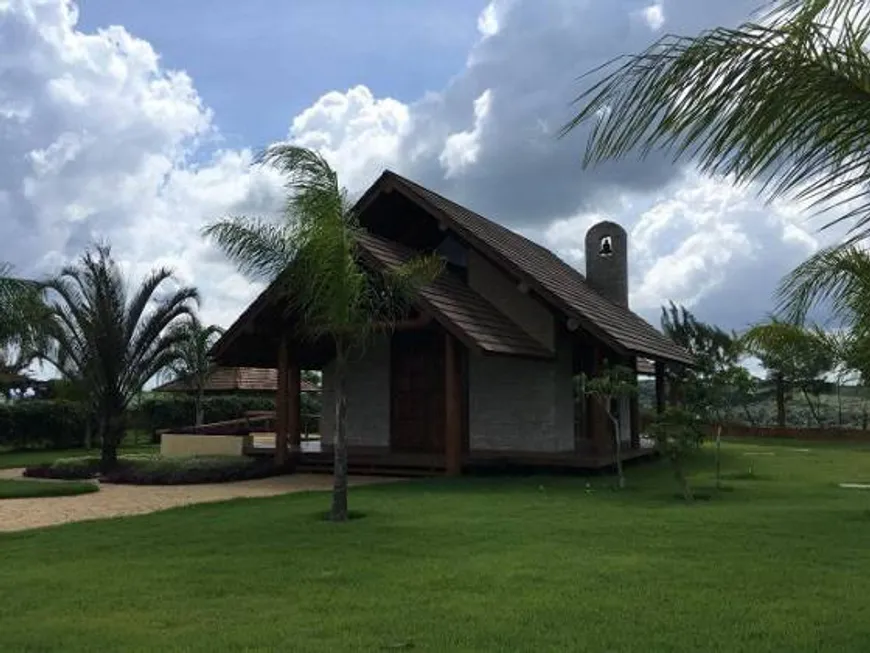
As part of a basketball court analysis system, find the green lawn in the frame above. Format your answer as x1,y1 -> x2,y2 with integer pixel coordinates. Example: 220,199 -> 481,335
0,478 -> 98,499
0,444 -> 158,469
1,441 -> 870,652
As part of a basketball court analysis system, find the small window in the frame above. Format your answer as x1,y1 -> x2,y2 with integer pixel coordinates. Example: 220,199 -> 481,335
599,235 -> 613,257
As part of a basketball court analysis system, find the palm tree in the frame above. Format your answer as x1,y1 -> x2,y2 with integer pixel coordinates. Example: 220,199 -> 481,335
42,245 -> 198,470
741,317 -> 832,427
204,145 -> 440,522
562,0 -> 870,242
0,264 -> 51,372
165,316 -> 224,426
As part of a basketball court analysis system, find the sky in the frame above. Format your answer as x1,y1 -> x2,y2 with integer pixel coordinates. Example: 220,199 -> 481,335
0,0 -> 852,356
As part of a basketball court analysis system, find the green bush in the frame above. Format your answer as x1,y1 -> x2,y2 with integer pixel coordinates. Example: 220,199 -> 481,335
0,401 -> 89,450
23,454 -> 289,485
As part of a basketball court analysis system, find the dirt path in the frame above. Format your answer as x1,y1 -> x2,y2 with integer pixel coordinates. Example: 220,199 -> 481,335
0,469 -> 398,533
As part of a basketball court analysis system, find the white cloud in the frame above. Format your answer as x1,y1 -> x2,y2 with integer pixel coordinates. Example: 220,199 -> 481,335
439,89 -> 492,179
288,85 -> 410,193
642,3 -> 665,31
0,0 -> 284,336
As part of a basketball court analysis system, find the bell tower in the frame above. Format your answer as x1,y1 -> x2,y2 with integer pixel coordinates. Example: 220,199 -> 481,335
584,221 -> 628,307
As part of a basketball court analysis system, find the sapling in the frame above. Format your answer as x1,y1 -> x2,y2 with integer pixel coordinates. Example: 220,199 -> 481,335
584,363 -> 637,490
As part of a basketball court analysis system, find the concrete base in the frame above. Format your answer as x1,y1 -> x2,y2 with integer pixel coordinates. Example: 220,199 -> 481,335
160,433 -> 250,457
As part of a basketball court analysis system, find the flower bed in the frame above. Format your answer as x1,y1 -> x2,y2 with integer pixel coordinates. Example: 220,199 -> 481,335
24,454 -> 290,485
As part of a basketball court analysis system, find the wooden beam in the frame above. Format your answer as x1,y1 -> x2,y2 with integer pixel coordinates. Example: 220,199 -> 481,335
288,358 -> 301,453
444,333 -> 462,476
275,335 -> 289,466
654,361 -> 666,415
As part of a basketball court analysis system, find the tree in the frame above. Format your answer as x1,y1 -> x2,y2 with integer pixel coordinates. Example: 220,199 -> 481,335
660,301 -> 739,406
165,316 -> 224,426
0,265 -> 52,379
741,318 -> 832,427
583,363 -> 637,489
562,0 -> 870,244
204,145 -> 441,522
647,407 -> 705,502
41,245 -> 197,470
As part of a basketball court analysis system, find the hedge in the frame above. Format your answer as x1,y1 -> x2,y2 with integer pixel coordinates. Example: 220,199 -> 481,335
134,393 -> 321,436
0,400 -> 89,450
24,454 -> 289,485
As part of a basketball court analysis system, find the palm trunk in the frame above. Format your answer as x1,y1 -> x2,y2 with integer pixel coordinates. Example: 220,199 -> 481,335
800,386 -> 823,427
331,345 -> 349,522
195,389 -> 204,427
837,379 -> 843,427
607,411 -> 625,489
775,374 -> 786,428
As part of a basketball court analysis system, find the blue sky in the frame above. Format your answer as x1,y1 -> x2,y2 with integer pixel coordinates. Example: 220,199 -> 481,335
76,0 -> 487,151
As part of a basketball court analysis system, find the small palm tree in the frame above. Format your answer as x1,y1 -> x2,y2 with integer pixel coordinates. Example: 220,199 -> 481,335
165,317 -> 224,426
562,0 -> 870,243
42,245 -> 198,470
741,317 -> 832,427
204,145 -> 440,522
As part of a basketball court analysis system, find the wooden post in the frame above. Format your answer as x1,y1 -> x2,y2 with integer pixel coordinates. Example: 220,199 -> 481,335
654,361 -> 666,415
444,333 -> 462,476
288,359 -> 301,454
275,335 -> 289,466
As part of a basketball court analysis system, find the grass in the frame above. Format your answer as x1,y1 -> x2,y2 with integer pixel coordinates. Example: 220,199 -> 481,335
0,478 -> 98,499
2,441 -> 870,651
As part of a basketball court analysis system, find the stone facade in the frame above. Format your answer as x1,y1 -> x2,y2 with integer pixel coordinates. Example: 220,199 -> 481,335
319,335 -> 391,448
468,330 -> 574,453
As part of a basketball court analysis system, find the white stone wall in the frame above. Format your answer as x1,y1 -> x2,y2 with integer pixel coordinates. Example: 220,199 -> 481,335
320,335 -> 391,447
467,250 -> 555,350
468,331 -> 574,452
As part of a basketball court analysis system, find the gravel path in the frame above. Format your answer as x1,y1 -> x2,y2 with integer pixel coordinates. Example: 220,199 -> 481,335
0,468 -> 398,533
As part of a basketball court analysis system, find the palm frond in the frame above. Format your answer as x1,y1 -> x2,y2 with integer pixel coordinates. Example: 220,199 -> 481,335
776,244 -> 870,329
562,0 -> 870,239
202,217 -> 294,281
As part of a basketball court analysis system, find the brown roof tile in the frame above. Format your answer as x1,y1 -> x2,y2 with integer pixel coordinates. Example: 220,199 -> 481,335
384,172 -> 693,365
156,367 -> 318,393
356,232 -> 553,359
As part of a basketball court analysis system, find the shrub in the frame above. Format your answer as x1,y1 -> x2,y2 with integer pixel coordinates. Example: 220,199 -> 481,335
24,454 -> 290,485
23,456 -> 100,480
0,401 -> 89,450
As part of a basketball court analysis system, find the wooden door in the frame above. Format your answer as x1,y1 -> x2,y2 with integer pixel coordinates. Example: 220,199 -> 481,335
391,329 -> 445,453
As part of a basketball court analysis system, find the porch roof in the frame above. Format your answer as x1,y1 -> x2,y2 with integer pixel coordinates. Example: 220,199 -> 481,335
154,366 -> 319,393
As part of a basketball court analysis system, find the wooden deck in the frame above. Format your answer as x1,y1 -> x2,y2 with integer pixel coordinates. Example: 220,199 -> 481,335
247,440 -> 657,476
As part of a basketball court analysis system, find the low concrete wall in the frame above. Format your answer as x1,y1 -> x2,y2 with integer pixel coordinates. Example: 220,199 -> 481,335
160,433 -> 250,457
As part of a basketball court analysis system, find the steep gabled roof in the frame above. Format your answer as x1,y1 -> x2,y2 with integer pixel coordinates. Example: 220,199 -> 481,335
367,170 -> 693,365
357,232 -> 552,359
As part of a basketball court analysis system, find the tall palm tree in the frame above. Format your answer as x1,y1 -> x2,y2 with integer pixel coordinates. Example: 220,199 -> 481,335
42,245 -> 198,470
165,316 -> 224,426
562,0 -> 870,242
204,145 -> 440,522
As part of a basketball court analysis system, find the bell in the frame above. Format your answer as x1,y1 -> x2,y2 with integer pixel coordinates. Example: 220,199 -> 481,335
599,236 -> 613,256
